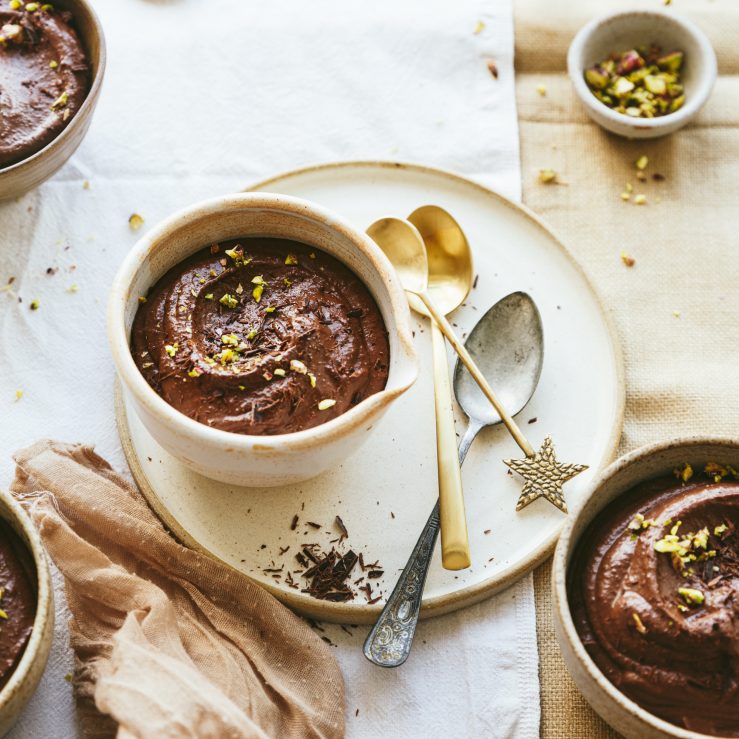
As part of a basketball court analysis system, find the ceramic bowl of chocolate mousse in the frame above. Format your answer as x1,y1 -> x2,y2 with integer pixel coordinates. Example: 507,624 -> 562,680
553,437 -> 739,739
0,0 -> 106,200
108,192 -> 418,487
0,488 -> 54,736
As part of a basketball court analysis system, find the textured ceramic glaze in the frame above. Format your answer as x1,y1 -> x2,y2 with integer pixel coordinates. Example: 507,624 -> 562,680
0,490 -> 54,738
113,162 -> 624,624
108,192 -> 418,487
0,0 -> 106,200
553,437 -> 739,739
568,10 -> 716,139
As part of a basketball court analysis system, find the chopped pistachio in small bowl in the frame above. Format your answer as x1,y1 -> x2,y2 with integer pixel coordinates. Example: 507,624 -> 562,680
568,10 -> 716,139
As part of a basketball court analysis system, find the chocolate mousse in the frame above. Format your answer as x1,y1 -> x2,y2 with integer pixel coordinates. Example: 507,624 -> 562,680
570,464 -> 739,736
0,519 -> 36,690
0,3 -> 89,168
131,238 -> 390,435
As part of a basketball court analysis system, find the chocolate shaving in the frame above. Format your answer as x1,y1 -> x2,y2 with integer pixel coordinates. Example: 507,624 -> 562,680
335,516 -> 348,538
300,548 -> 359,602
306,521 -> 321,529
290,514 -> 299,530
367,570 -> 384,578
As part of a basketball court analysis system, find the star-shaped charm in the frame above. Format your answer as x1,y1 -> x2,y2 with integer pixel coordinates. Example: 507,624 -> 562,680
504,435 -> 588,513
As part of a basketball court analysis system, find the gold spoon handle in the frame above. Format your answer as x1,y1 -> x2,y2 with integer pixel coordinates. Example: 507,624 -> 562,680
431,321 -> 470,571
419,291 -> 536,458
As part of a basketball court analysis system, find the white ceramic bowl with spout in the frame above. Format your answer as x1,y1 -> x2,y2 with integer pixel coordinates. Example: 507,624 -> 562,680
108,193 -> 418,487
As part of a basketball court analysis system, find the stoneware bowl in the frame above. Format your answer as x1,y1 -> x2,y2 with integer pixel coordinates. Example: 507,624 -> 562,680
568,10 -> 716,139
552,436 -> 739,739
0,0 -> 106,200
0,489 -> 54,737
108,192 -> 418,487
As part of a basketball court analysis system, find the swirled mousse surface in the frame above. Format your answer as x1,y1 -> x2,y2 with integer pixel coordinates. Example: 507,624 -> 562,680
569,470 -> 739,736
0,4 -> 89,168
0,519 -> 36,690
131,238 -> 390,435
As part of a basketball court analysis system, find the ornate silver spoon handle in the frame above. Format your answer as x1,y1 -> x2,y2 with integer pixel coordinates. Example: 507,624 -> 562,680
363,422 -> 481,667
362,500 -> 440,667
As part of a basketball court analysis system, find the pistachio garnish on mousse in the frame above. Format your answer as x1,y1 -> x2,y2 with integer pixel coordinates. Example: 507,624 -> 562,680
584,46 -> 686,119
570,463 -> 739,735
0,1 -> 90,167
131,238 -> 390,435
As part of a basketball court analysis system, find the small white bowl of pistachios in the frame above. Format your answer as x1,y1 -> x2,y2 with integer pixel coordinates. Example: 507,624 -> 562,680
568,9 -> 716,139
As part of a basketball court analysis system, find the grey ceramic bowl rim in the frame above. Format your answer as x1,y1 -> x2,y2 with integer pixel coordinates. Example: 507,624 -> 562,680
0,488 -> 53,710
0,0 -> 107,175
553,435 -> 739,739
567,9 -> 717,133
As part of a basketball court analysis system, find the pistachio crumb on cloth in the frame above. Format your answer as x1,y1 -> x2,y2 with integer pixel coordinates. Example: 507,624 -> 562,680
11,440 -> 344,739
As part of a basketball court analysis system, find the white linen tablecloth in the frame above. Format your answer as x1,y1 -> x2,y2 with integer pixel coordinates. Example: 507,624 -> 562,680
0,1 -> 538,736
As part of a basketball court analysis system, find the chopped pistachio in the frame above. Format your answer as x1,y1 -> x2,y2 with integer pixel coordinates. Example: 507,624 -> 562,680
309,252 -> 316,259
678,587 -> 704,606
536,84 -> 546,96
221,333 -> 239,346
265,305 -> 276,313
473,19 -> 485,34
224,247 -> 243,262
692,528 -> 709,550
246,329 -> 258,340
219,293 -> 238,309
584,47 -> 687,118
634,194 -> 647,205
138,296 -> 147,304
620,192 -> 631,201
50,90 -> 68,110
318,399 -> 336,410
290,359 -> 307,374
204,293 -> 214,300
635,155 -> 649,170
283,277 -> 292,287
25,2 -> 39,10
14,389 -> 23,402
632,612 -> 647,634
714,523 -> 728,537
655,537 -> 682,553
625,182 -> 633,193
284,254 -> 299,266
672,310 -> 681,318
187,368 -> 202,378
621,252 -> 635,267
308,372 -> 317,388
674,462 -> 693,483
9,0 -> 21,8
164,343 -> 179,357
30,299 -> 39,310
66,283 -> 79,293
538,169 -> 557,184
40,2 -> 52,9
252,283 -> 264,302
251,275 -> 264,284
128,213 -> 144,231
273,368 -> 286,377
670,520 -> 682,536
0,609 -> 7,620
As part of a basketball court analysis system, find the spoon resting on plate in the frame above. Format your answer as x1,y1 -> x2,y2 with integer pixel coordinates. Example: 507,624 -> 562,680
363,292 -> 543,667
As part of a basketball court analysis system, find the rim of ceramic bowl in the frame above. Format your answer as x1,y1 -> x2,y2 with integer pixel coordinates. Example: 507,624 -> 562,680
567,9 -> 717,133
0,489 -> 53,710
553,435 -> 739,739
108,192 -> 418,451
0,0 -> 107,176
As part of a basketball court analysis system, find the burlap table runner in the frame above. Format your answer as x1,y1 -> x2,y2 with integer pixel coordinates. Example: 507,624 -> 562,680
513,0 -> 739,735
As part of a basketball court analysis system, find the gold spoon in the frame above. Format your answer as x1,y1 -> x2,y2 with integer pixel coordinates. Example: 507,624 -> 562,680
368,213 -> 472,570
408,205 -> 474,568
367,216 -> 536,460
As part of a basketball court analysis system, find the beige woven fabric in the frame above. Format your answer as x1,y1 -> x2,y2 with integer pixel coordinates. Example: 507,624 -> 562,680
514,0 -> 739,736
11,441 -> 344,739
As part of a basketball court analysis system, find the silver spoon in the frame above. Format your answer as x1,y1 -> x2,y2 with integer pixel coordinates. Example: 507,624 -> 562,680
363,291 -> 544,667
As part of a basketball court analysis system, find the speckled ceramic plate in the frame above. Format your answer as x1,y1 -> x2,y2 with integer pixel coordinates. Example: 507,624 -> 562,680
115,161 -> 624,624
